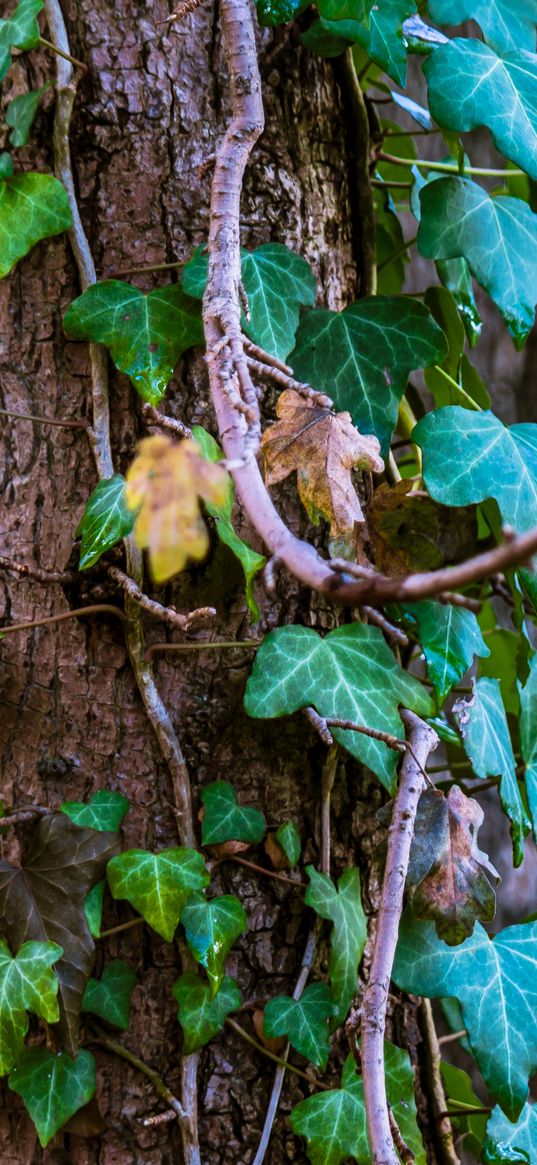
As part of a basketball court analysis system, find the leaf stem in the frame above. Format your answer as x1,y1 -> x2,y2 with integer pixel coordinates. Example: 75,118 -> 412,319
89,1030 -> 186,1120
377,236 -> 417,274
380,151 -> 524,178
103,260 -> 183,279
225,1017 -> 328,1090
219,854 -> 305,888
431,365 -> 482,411
0,605 -> 127,635
38,35 -> 87,71
0,407 -> 87,429
99,916 -> 144,939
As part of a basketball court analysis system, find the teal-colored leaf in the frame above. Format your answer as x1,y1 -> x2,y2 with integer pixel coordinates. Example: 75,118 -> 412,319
483,1102 -> 537,1164
0,153 -> 14,179
84,880 -> 104,939
201,781 -> 266,846
191,426 -> 265,619
291,296 -> 447,453
275,821 -> 301,867
435,260 -> 482,347
63,281 -> 203,405
390,90 -> 433,130
477,601 -> 530,715
0,0 -> 43,81
305,867 -> 366,1023
182,243 -> 316,360
107,848 -> 210,942
440,1061 -> 488,1157
256,0 -> 308,26
6,85 -> 48,148
82,959 -> 137,1029
0,939 -> 62,1074
423,40 -> 537,182
415,407 -> 537,532
454,677 -> 530,866
418,177 -> 537,347
428,0 -> 537,54
290,1045 -> 426,1165
0,173 -> 71,279
9,1048 -> 95,1147
61,790 -> 129,833
173,972 -> 242,1053
519,654 -> 537,844
394,912 -> 537,1121
403,600 -> 489,703
76,475 -> 135,570
244,624 -> 433,790
423,286 -> 483,401
322,0 -> 417,86
181,892 -> 247,995
301,20 -> 350,56
264,982 -> 336,1069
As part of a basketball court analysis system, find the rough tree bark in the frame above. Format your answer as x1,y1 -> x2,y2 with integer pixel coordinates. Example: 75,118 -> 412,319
0,2 -> 474,1164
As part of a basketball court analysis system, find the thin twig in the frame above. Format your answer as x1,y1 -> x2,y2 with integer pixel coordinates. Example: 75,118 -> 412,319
359,712 -> 439,1165
142,403 -> 192,438
104,260 -> 182,278
89,1031 -> 186,1120
246,356 -> 333,409
143,1109 -> 178,1127
321,745 -> 338,876
0,407 -> 86,429
0,556 -> 74,585
0,604 -> 127,635
242,338 -> 294,376
219,854 -> 305,888
159,0 -> 204,24
437,591 -> 481,613
225,1016 -> 327,1090
304,706 -> 334,746
99,917 -> 144,939
362,606 -> 409,647
38,35 -> 87,71
379,152 -> 524,178
437,1030 -> 467,1047
0,806 -> 49,828
107,566 -> 215,630
420,999 -> 460,1165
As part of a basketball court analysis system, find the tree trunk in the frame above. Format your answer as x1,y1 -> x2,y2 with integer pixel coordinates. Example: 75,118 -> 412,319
0,4 -> 437,1164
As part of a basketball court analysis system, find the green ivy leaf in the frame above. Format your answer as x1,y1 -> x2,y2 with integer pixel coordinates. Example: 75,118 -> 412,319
173,973 -> 242,1054
255,0 -> 308,26
6,85 -> 48,148
482,1102 -> 537,1164
191,426 -> 265,619
290,1045 -> 426,1165
63,281 -> 203,405
264,982 -> 336,1069
107,848 -> 210,942
402,600 -> 490,703
84,880 -> 104,939
440,1061 -> 488,1158
418,178 -> 537,347
244,624 -> 433,790
0,173 -> 72,279
393,912 -> 537,1121
182,243 -> 316,360
9,1048 -> 96,1147
275,821 -> 301,867
291,297 -> 447,453
454,678 -> 530,865
0,153 -> 14,179
0,0 -> 43,82
423,287 -> 482,399
76,475 -> 135,570
415,407 -> 537,532
428,0 -> 537,54
305,867 -> 366,1023
322,0 -> 417,86
423,40 -> 537,182
82,959 -> 137,1029
181,892 -> 247,995
0,939 -> 62,1074
201,781 -> 267,845
61,790 -> 129,833
519,654 -> 537,845
391,90 -> 433,130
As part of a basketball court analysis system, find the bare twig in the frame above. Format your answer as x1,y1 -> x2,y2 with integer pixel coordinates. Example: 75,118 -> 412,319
89,1031 -> 186,1121
0,604 -> 127,635
99,917 -> 144,939
321,745 -> 338,876
107,566 -> 215,630
242,338 -> 294,376
225,1016 -> 326,1090
0,556 -> 74,585
0,407 -> 86,429
420,999 -> 460,1165
304,706 -> 334,746
0,806 -> 49,828
160,0 -> 204,25
216,854 -> 305,888
362,606 -> 409,646
359,712 -> 439,1165
142,404 -> 192,438
246,356 -> 334,409
437,1029 -> 467,1047
143,1109 -> 178,1127
437,591 -> 481,613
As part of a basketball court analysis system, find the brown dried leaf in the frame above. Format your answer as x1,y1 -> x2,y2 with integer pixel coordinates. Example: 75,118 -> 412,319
252,1008 -> 286,1054
264,832 -> 288,871
125,434 -> 229,583
369,480 -> 444,575
407,786 -> 499,945
261,390 -> 383,540
207,839 -> 252,860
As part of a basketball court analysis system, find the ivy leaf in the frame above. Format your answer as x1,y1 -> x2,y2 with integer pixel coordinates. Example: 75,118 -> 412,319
418,178 -> 537,347
125,435 -> 229,583
76,475 -> 135,570
0,152 -> 14,179
181,892 -> 247,995
317,0 -> 374,17
390,90 -> 433,130
63,281 -> 203,405
201,781 -> 267,846
290,1045 -> 426,1165
304,867 -> 366,1023
0,173 -> 72,279
519,654 -> 537,844
264,983 -> 336,1069
84,880 -> 104,939
428,0 -> 537,54
82,959 -> 137,1029
291,297 -> 447,453
255,0 -> 308,25
61,790 -> 129,833
406,786 -> 498,945
192,426 -> 265,620
423,285 -> 485,399
182,242 -> 316,359
9,1048 -> 96,1147
107,848 -> 209,942
393,912 -> 537,1120
321,0 -> 417,86
275,821 -> 301,867
261,389 -> 383,546
0,0 -> 43,81
414,407 -> 537,533
173,973 -> 242,1053
0,814 -> 118,1055
0,939 -> 62,1074
483,1102 -> 537,1164
423,40 -> 537,182
244,624 -> 433,790
454,678 -> 530,866
6,85 -> 48,148
441,1061 -> 488,1158
402,600 -> 490,703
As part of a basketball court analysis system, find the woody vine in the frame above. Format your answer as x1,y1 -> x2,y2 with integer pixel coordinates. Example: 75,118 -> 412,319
1,0 -> 537,1163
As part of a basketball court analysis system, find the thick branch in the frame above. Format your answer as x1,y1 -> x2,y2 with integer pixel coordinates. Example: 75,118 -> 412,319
361,712 -> 438,1165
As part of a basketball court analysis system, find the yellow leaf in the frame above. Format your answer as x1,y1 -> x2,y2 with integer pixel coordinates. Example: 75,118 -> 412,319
125,435 -> 229,583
